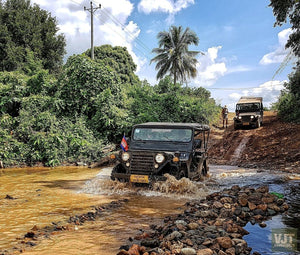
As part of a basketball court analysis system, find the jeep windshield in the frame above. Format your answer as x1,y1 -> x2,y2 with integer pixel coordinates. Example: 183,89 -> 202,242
236,103 -> 260,112
133,127 -> 192,142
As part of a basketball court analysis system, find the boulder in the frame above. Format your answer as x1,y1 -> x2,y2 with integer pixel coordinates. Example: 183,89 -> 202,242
181,247 -> 197,255
166,231 -> 182,241
188,222 -> 199,230
216,237 -> 233,249
196,248 -> 213,255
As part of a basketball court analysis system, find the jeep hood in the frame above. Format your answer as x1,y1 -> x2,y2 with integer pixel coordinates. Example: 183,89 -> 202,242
238,112 -> 260,116
129,141 -> 192,152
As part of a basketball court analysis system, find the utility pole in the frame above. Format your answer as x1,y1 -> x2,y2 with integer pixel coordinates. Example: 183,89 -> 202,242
84,1 -> 101,60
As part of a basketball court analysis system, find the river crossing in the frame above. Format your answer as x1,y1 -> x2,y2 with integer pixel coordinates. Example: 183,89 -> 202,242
0,165 -> 299,254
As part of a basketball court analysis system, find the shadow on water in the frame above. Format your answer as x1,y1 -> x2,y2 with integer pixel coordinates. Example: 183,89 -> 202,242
35,179 -> 91,190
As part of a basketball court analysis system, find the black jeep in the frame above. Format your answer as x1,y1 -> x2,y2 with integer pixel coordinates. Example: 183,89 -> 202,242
111,122 -> 210,184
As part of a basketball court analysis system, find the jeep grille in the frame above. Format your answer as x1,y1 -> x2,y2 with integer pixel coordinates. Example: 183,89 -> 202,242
242,116 -> 251,122
130,151 -> 154,175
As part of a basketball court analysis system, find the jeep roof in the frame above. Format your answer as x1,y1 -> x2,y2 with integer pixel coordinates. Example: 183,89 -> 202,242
237,97 -> 263,104
133,122 -> 210,131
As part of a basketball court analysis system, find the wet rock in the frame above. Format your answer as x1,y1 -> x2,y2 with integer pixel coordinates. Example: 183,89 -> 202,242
119,245 -> 130,251
223,203 -> 231,209
216,236 -> 233,249
231,185 -> 241,191
117,249 -> 129,255
196,248 -> 213,255
225,247 -> 235,255
175,220 -> 188,226
220,197 -> 233,204
126,244 -> 144,255
213,201 -> 223,209
253,209 -> 265,216
24,232 -> 36,239
195,210 -> 210,218
256,186 -> 269,193
276,198 -> 284,206
248,193 -> 263,205
141,239 -> 160,248
181,247 -> 196,255
261,194 -> 275,204
268,203 -> 281,212
188,223 -> 199,230
257,204 -> 268,211
267,209 -> 276,216
259,222 -> 267,228
166,231 -> 182,241
234,207 -> 242,216
25,241 -> 36,247
248,201 -> 256,210
5,194 -> 15,199
202,239 -> 213,246
238,197 -> 248,207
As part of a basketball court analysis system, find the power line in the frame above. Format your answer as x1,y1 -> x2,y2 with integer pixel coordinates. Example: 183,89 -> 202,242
206,86 -> 268,91
100,7 -> 152,53
69,0 -> 152,59
93,11 -> 151,58
84,1 -> 101,60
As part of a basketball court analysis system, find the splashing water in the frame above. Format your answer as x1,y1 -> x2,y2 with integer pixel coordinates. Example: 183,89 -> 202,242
152,174 -> 208,197
81,172 -> 210,199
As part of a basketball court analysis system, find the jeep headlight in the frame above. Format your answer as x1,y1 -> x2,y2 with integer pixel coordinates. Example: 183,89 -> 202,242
155,153 -> 165,163
250,115 -> 254,119
121,152 -> 130,161
238,116 -> 242,119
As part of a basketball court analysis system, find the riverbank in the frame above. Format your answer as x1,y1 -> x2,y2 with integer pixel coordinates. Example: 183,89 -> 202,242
116,185 -> 290,255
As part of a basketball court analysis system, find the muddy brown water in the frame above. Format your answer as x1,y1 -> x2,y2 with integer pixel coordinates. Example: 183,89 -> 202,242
0,165 -> 299,254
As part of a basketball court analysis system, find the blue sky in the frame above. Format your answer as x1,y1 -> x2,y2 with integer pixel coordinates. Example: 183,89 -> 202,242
32,0 -> 293,111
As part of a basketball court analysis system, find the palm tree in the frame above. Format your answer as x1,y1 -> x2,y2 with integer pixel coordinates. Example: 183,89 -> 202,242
151,26 -> 200,86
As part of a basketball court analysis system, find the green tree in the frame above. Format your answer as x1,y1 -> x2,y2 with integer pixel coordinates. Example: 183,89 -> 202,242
57,54 -> 129,141
0,0 -> 66,72
269,0 -> 300,123
85,45 -> 140,86
269,0 -> 300,60
151,26 -> 200,85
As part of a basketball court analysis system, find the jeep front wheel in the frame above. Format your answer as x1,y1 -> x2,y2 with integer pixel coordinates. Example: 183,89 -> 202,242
256,120 -> 260,128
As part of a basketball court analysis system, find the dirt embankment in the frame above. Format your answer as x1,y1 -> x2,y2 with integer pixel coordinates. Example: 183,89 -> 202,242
208,111 -> 300,173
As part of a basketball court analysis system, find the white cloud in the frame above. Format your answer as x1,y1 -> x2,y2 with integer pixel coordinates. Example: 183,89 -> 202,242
31,0 -> 148,71
228,80 -> 286,108
138,0 -> 194,24
259,28 -> 292,65
226,65 -> 252,74
194,46 -> 227,87
138,0 -> 194,14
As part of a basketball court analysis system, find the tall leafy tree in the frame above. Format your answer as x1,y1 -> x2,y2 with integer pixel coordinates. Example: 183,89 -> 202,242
269,0 -> 300,123
57,54 -> 129,141
269,0 -> 300,61
0,0 -> 66,72
151,26 -> 200,85
85,45 -> 140,86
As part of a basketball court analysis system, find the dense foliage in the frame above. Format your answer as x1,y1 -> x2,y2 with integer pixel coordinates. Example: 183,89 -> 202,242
0,2 -> 220,168
0,0 -> 66,73
269,0 -> 300,123
85,45 -> 140,86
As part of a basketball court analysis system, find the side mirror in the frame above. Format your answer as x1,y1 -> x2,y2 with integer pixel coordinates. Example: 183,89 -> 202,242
194,139 -> 202,148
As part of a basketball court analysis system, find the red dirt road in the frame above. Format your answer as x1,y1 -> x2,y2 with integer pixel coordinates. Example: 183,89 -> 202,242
208,111 -> 300,173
